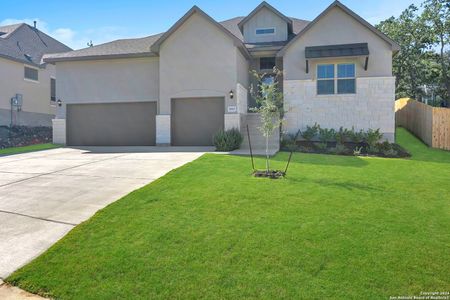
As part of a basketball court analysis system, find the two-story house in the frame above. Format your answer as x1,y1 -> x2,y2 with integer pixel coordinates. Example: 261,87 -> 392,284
44,1 -> 399,147
0,22 -> 71,127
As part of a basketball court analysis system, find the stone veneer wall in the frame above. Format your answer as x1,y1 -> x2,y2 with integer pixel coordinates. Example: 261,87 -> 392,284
283,77 -> 396,142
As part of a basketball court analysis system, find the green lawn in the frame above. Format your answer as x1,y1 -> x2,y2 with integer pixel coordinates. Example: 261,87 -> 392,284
7,128 -> 450,299
0,143 -> 59,156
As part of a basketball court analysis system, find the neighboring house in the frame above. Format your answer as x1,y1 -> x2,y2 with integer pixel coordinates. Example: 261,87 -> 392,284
0,22 -> 71,127
45,1 -> 399,147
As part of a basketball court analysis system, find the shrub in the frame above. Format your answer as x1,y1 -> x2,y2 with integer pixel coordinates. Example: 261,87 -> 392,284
213,128 -> 243,151
383,148 -> 398,157
365,129 -> 383,148
328,143 -> 348,155
349,127 -> 365,144
335,127 -> 351,144
281,133 -> 298,151
316,142 -> 328,150
302,123 -> 320,141
318,127 -> 336,143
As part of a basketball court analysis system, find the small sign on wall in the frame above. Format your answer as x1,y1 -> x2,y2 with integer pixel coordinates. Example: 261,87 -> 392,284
227,105 -> 237,113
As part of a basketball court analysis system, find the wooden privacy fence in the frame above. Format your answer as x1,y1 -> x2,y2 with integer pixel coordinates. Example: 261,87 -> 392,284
395,98 -> 450,150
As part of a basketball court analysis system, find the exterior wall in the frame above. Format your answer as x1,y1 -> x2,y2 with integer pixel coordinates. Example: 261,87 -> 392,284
243,7 -> 288,43
282,6 -> 395,142
159,12 -> 240,115
54,57 -> 159,119
52,119 -> 66,144
0,57 -> 55,126
283,77 -> 396,142
283,6 -> 393,80
158,12 -> 249,144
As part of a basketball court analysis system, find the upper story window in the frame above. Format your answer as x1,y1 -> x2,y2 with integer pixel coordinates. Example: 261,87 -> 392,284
255,28 -> 275,35
24,66 -> 38,82
317,63 -> 356,95
50,78 -> 56,102
260,57 -> 276,70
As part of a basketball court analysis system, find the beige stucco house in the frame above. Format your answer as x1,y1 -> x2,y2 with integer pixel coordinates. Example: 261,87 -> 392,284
0,23 -> 71,127
45,1 -> 399,147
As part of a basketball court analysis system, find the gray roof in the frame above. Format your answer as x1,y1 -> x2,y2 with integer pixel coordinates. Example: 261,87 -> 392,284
237,1 -> 293,33
0,23 -> 72,66
44,15 -> 309,63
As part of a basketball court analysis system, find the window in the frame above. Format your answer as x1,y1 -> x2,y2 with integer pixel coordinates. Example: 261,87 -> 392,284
24,66 -> 38,81
317,64 -> 335,95
50,78 -> 56,102
260,57 -> 276,70
337,64 -> 355,94
256,28 -> 275,35
317,63 -> 356,95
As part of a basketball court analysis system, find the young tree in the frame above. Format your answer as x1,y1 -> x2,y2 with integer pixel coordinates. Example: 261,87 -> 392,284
250,67 -> 284,173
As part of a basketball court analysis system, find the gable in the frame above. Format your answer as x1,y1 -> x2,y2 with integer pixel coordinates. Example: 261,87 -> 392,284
278,1 -> 399,56
242,6 -> 289,43
151,6 -> 249,58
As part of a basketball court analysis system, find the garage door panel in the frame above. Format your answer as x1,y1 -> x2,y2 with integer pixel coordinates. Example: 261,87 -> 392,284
67,102 -> 156,146
171,97 -> 224,146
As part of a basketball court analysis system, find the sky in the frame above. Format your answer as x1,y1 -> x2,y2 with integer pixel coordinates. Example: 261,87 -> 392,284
0,0 -> 423,50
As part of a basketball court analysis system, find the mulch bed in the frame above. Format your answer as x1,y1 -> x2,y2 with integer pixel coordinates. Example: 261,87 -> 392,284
253,170 -> 285,179
0,126 -> 52,149
282,141 -> 411,158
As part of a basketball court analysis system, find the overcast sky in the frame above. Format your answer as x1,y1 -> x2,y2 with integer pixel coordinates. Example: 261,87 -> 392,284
1,0 -> 423,50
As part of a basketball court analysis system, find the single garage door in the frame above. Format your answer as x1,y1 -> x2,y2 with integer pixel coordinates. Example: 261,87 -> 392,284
171,97 -> 224,146
67,102 -> 156,146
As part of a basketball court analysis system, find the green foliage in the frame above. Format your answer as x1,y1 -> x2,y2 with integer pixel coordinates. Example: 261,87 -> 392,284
301,123 -> 320,141
318,127 -> 336,143
281,133 -> 298,152
349,127 -> 365,144
213,128 -> 243,151
335,127 -> 351,144
250,67 -> 284,171
376,0 -> 449,105
365,129 -> 383,148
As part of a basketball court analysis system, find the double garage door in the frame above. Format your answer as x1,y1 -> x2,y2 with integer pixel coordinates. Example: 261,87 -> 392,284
66,98 -> 224,146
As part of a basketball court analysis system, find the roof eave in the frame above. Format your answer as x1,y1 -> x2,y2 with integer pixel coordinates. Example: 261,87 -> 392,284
43,52 -> 157,63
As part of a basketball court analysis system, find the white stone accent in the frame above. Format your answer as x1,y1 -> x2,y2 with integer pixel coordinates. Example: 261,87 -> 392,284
283,77 -> 396,142
236,83 -> 248,114
52,119 -> 66,144
224,114 -> 240,130
156,115 -> 171,145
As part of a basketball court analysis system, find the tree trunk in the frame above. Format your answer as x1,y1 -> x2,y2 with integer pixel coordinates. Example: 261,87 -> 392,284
439,34 -> 450,104
265,135 -> 270,172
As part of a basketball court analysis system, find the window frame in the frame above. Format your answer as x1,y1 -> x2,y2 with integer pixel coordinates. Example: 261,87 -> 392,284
316,63 -> 356,96
24,65 -> 39,82
259,57 -> 276,71
50,77 -> 56,103
255,27 -> 276,35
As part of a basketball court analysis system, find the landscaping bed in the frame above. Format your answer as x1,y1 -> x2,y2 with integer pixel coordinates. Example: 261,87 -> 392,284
281,124 -> 411,158
0,126 -> 52,149
290,140 -> 411,158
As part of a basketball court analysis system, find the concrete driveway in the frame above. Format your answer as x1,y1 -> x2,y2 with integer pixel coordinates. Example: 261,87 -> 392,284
0,146 -> 209,279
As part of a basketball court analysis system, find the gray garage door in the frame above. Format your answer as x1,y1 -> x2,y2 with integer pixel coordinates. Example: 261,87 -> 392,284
67,102 -> 156,146
171,97 -> 224,146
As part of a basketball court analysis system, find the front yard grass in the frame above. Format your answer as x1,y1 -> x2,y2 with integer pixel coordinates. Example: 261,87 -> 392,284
0,144 -> 59,156
7,128 -> 450,299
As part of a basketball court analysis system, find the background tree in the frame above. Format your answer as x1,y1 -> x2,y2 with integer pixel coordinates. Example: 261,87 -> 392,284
376,0 -> 449,106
